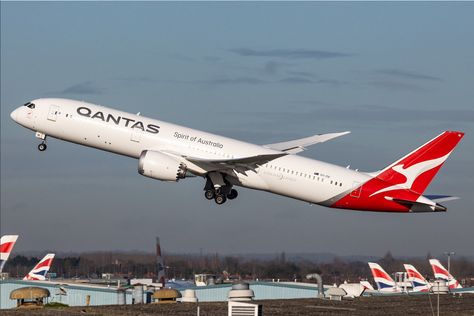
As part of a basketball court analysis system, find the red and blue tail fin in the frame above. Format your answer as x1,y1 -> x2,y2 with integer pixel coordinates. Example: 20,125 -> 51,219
0,235 -> 19,273
368,262 -> 397,292
429,259 -> 462,289
403,264 -> 430,292
23,253 -> 55,281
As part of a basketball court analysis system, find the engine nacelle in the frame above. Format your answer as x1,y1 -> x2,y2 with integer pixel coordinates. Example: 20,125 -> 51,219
138,150 -> 187,182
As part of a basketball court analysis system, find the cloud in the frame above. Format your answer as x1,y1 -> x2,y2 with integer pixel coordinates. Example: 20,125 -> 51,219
279,77 -> 313,84
60,81 -> 103,95
114,76 -> 156,83
286,70 -> 317,78
203,56 -> 221,62
205,77 -> 267,85
263,61 -> 280,75
375,69 -> 442,81
369,80 -> 425,92
229,48 -> 353,59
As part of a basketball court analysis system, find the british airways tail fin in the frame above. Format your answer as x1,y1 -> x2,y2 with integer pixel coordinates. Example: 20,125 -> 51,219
373,131 -> 464,196
23,253 -> 55,281
403,264 -> 430,292
368,262 -> 398,292
429,259 -> 462,289
0,235 -> 19,273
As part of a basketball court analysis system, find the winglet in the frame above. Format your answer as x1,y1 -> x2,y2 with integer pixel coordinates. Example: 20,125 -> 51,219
264,131 -> 350,154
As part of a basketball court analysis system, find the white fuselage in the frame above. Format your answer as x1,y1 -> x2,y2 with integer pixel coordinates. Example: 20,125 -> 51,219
11,98 -> 370,206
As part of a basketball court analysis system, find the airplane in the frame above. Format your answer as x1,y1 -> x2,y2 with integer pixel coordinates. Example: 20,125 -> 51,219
10,98 -> 464,211
403,264 -> 430,292
0,235 -> 19,273
23,253 -> 55,281
429,259 -> 462,289
368,262 -> 401,293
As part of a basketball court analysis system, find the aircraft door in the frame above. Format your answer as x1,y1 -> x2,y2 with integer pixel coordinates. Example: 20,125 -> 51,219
350,181 -> 362,198
47,105 -> 60,122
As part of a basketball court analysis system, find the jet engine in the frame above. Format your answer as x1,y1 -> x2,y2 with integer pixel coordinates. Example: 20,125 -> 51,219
138,150 -> 187,181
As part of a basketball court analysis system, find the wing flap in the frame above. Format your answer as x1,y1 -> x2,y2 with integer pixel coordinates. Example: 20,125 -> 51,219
264,131 -> 350,154
184,153 -> 287,173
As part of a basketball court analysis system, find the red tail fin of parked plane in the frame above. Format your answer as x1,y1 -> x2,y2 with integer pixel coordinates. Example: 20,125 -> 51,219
333,131 -> 464,212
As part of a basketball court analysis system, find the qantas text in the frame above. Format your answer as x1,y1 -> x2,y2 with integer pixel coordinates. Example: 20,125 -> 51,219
77,106 -> 160,134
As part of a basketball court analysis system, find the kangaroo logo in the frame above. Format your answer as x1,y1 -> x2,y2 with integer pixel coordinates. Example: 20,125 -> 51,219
370,153 -> 451,197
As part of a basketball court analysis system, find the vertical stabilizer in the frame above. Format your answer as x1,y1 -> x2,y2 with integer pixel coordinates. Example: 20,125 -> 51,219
156,237 -> 165,287
0,235 -> 19,272
403,264 -> 430,292
368,262 -> 398,292
429,259 -> 462,289
24,253 -> 55,281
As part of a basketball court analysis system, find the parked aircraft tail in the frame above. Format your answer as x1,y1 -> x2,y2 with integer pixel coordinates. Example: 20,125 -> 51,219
429,259 -> 462,289
368,262 -> 398,292
156,237 -> 165,287
403,264 -> 430,292
23,253 -> 55,281
0,235 -> 19,272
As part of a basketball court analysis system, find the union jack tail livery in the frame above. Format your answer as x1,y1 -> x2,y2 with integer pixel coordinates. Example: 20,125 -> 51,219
403,264 -> 430,292
334,131 -> 464,212
368,262 -> 399,292
0,235 -> 19,273
429,259 -> 462,289
23,253 -> 55,281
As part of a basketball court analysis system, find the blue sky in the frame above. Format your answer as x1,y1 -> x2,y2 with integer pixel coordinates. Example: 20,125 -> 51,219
1,2 -> 473,257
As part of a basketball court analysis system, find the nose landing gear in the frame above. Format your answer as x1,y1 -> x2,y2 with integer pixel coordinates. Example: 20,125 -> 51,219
38,142 -> 47,151
35,132 -> 47,152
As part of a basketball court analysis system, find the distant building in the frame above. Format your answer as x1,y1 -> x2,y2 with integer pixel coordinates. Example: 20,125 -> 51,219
0,279 -> 133,309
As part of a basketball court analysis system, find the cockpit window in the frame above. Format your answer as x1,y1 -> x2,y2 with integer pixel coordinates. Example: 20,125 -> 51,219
23,102 -> 35,109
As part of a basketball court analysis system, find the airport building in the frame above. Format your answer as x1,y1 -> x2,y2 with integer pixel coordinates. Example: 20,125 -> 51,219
0,279 -> 322,309
0,279 -> 133,309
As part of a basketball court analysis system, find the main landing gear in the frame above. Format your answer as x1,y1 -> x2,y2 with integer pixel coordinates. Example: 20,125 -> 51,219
35,132 -> 47,152
203,173 -> 239,205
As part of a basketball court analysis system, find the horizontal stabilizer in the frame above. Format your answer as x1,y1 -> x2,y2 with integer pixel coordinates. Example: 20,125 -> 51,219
264,131 -> 350,154
384,196 -> 447,212
425,195 -> 459,203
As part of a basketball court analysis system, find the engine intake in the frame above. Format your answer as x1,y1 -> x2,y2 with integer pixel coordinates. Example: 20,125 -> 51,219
138,150 -> 187,182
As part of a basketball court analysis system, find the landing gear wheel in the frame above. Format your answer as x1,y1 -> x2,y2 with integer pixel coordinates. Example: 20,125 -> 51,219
227,189 -> 238,200
214,194 -> 227,205
205,189 -> 215,200
38,143 -> 47,151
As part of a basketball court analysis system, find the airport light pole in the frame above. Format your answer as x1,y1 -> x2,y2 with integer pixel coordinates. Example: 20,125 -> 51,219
444,251 -> 455,277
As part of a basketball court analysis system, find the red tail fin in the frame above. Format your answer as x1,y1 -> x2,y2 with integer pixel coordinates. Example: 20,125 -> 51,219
373,131 -> 464,195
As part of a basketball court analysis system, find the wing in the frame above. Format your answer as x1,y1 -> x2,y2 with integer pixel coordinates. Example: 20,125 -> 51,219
185,153 -> 287,173
263,131 -> 350,154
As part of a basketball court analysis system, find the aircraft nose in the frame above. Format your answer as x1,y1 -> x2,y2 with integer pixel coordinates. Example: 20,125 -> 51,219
10,108 -> 19,122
